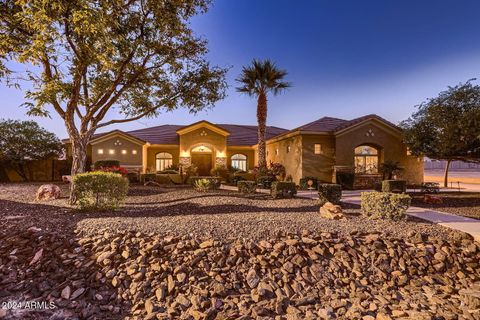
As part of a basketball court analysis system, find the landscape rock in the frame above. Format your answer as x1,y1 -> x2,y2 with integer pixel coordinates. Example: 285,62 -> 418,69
35,184 -> 61,201
319,202 -> 344,219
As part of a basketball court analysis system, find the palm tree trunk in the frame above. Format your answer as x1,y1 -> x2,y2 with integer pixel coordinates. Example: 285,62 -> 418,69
443,159 -> 451,188
257,92 -> 268,170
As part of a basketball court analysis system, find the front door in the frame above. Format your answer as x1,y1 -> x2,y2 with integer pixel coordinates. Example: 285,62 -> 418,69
191,153 -> 212,176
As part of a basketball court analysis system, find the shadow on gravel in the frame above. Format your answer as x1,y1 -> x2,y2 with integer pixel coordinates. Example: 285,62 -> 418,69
0,199 -> 131,320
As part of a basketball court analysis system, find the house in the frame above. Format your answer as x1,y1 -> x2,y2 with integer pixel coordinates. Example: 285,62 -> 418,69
64,114 -> 423,186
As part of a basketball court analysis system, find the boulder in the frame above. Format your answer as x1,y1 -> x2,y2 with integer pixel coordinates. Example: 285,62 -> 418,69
319,202 -> 344,219
35,184 -> 61,201
424,194 -> 443,204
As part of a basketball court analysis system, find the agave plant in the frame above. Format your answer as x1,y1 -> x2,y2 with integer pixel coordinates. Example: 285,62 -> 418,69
194,178 -> 211,192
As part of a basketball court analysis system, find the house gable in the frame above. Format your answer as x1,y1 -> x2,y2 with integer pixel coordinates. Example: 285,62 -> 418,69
90,130 -> 147,146
176,120 -> 230,137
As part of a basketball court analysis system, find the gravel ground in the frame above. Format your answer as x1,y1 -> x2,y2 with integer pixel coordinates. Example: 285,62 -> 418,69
0,183 -> 466,241
410,192 -> 480,220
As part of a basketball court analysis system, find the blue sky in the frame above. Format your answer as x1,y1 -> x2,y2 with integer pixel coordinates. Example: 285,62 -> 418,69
1,0 -> 480,137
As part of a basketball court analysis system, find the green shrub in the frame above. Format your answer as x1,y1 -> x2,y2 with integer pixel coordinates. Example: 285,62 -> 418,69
126,172 -> 139,183
336,171 -> 355,190
193,178 -> 212,192
373,181 -> 382,192
237,181 -> 256,194
140,173 -> 156,183
318,183 -> 342,205
210,165 -> 229,179
93,160 -> 120,169
382,180 -> 407,193
257,175 -> 276,189
156,174 -> 173,185
168,174 -> 183,184
158,169 -> 179,174
271,181 -> 297,199
361,192 -> 411,220
189,176 -> 221,189
299,177 -> 318,190
73,172 -> 129,210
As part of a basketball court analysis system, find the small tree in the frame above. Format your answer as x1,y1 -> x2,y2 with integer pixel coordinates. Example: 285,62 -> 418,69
0,0 -> 227,202
401,80 -> 480,187
379,160 -> 403,180
0,119 -> 63,181
236,59 -> 290,170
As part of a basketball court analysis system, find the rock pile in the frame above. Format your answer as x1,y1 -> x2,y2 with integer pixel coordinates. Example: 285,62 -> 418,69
0,227 -> 479,319
319,202 -> 344,220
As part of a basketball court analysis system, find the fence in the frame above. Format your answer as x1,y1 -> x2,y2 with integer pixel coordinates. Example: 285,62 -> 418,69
0,159 -> 70,182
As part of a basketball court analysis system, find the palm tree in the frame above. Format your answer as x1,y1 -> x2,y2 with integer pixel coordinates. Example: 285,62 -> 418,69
236,59 -> 291,170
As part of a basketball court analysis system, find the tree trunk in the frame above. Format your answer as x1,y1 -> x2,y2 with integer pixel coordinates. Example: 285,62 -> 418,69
443,159 -> 451,188
69,138 -> 89,204
257,92 -> 268,170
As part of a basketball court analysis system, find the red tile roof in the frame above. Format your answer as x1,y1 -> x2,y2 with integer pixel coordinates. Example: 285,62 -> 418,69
83,114 -> 399,146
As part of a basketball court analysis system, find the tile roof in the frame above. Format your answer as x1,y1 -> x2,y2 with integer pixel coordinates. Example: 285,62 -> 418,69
84,114 -> 399,146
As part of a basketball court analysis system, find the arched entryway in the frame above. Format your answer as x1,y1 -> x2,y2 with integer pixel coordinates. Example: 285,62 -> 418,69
191,145 -> 214,176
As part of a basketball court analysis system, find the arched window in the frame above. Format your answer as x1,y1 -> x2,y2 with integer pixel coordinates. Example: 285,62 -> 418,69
156,152 -> 173,172
354,145 -> 378,174
231,154 -> 247,171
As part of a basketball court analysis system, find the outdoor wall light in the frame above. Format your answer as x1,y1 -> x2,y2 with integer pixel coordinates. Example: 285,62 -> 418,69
98,149 -> 104,154
122,150 -> 127,155
109,149 -> 115,155
132,150 -> 138,155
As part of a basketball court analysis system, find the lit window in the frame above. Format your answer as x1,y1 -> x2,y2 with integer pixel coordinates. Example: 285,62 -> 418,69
314,144 -> 322,154
287,146 -> 291,153
354,145 -> 379,174
121,150 -> 127,155
108,149 -> 115,155
275,149 -> 279,155
231,154 -> 247,171
132,150 -> 138,155
97,149 -> 104,154
156,152 -> 173,172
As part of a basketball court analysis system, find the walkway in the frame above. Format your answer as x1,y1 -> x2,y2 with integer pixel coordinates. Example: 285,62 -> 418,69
339,190 -> 480,242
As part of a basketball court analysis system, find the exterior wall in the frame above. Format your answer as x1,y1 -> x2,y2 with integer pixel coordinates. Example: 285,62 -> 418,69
301,134 -> 336,183
146,146 -> 180,172
179,127 -> 227,168
91,136 -> 143,166
335,120 -> 423,184
226,148 -> 255,171
265,135 -> 303,183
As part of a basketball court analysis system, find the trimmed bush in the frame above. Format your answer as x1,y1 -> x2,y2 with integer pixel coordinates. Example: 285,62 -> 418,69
140,173 -> 156,183
382,180 -> 407,193
126,172 -> 139,183
271,181 -> 297,199
158,169 -> 179,174
93,160 -> 120,169
373,181 -> 382,192
257,175 -> 276,189
318,183 -> 342,205
73,172 -> 128,210
237,181 -> 256,194
361,192 -> 411,220
189,176 -> 221,189
336,171 -> 354,190
299,177 -> 318,190
156,174 -> 173,185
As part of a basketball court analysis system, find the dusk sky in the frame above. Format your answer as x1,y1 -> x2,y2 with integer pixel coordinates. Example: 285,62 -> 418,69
1,0 -> 480,137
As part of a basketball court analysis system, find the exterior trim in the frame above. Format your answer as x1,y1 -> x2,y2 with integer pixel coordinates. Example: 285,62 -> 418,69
176,120 -> 230,136
335,117 -> 402,137
90,130 -> 147,146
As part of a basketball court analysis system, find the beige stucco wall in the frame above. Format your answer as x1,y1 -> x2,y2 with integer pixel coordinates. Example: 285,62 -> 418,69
91,136 -> 143,166
266,135 -> 303,183
301,134 -> 336,183
335,120 -> 423,184
146,146 -> 180,172
179,127 -> 227,158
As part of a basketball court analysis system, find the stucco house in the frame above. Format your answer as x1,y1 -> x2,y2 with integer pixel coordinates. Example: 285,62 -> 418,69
65,114 -> 423,186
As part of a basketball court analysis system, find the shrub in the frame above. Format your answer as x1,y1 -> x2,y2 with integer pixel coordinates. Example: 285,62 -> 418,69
336,171 -> 354,190
271,181 -> 297,199
182,163 -> 198,183
257,175 -> 276,189
73,172 -> 128,210
140,173 -> 156,183
189,176 -> 221,189
193,178 -> 212,192
237,181 -> 256,194
382,180 -> 407,193
93,160 -> 120,169
96,165 -> 129,176
156,174 -> 173,185
318,183 -> 342,205
373,181 -> 382,192
269,161 -> 286,179
285,174 -> 293,182
158,169 -> 179,174
211,165 -> 229,179
361,192 -> 411,220
299,177 -> 318,190
166,164 -> 179,171
126,172 -> 139,183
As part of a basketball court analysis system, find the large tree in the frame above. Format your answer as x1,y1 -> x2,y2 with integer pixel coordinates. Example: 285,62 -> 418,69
236,59 -> 290,170
0,0 -> 227,201
0,119 -> 63,181
401,80 -> 480,187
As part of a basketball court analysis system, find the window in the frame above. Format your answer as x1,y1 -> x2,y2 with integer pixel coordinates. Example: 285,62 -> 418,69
231,154 -> 247,171
314,144 -> 322,154
156,152 -> 173,172
354,145 -> 379,174
97,149 -> 104,154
